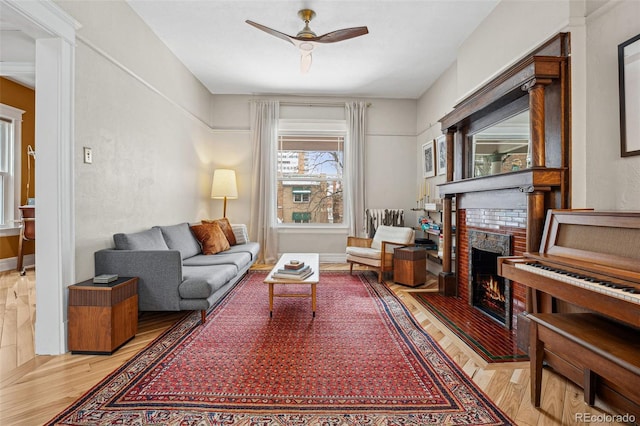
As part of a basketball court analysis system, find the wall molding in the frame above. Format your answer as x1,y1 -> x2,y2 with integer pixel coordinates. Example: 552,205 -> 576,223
76,35 -> 214,132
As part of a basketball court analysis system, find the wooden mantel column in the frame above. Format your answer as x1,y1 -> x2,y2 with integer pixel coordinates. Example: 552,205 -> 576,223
523,78 -> 553,168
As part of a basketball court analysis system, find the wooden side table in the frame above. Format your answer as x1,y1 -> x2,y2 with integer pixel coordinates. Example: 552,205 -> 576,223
68,277 -> 138,354
393,246 -> 426,287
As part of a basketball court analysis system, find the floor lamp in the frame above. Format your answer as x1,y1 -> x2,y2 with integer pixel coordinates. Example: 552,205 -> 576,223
211,169 -> 238,218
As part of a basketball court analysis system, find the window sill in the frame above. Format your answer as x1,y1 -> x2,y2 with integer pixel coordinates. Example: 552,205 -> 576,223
277,225 -> 349,234
0,226 -> 20,237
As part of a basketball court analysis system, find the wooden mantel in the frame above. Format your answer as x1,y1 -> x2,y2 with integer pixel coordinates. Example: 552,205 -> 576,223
436,33 -> 571,301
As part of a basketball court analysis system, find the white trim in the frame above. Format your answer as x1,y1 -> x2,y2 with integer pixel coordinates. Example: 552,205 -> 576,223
3,0 -> 78,355
0,254 -> 34,272
2,0 -> 79,43
276,252 -> 347,263
277,225 -> 349,234
319,253 -> 347,263
0,103 -> 24,226
0,62 -> 36,76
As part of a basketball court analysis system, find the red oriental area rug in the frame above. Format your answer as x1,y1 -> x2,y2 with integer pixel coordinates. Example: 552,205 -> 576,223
47,271 -> 513,425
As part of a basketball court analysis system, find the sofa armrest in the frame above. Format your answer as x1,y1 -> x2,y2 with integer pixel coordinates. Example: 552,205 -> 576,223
95,249 -> 183,311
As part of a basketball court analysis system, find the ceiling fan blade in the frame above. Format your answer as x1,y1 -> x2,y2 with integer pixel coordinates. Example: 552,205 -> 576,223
300,52 -> 312,74
245,20 -> 295,46
313,26 -> 369,43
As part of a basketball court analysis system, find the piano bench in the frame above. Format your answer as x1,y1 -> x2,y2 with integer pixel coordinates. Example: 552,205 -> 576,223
529,313 -> 640,410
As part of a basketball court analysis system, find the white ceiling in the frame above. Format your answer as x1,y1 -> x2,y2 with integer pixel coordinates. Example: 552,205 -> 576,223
0,1 -> 499,99
126,0 -> 499,99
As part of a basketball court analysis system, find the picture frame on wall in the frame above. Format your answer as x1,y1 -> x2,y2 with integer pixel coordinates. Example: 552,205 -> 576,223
618,33 -> 640,157
422,140 -> 435,178
436,135 -> 446,175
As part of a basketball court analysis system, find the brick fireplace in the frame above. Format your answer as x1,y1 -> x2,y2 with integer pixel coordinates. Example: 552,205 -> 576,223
457,209 -> 527,331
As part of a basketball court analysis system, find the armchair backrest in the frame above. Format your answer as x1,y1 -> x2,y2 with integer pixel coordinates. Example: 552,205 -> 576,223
371,225 -> 414,252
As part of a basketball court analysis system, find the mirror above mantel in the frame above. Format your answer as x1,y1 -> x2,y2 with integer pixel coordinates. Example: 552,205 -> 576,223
472,110 -> 530,177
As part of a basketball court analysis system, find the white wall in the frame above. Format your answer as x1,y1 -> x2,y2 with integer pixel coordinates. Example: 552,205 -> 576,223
585,1 -> 640,209
456,0 -> 570,100
210,94 -> 417,260
56,0 -> 216,280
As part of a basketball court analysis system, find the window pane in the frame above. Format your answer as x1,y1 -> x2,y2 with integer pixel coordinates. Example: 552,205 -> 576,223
277,135 -> 343,224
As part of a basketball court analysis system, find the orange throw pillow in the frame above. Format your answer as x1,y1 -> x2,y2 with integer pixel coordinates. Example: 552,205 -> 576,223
190,222 -> 230,255
202,218 -> 237,246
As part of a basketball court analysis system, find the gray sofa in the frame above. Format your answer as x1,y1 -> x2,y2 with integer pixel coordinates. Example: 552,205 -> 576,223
94,222 -> 260,323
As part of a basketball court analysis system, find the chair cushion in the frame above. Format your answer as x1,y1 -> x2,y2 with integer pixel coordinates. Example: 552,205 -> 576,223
346,253 -> 382,268
346,246 -> 382,260
113,228 -> 169,251
154,223 -> 201,259
371,225 -> 414,252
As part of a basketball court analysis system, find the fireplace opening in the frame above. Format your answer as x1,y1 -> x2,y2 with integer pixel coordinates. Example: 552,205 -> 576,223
468,230 -> 512,328
472,249 -> 507,323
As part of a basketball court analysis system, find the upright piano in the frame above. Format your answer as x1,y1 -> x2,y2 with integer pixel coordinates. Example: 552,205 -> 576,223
498,210 -> 640,418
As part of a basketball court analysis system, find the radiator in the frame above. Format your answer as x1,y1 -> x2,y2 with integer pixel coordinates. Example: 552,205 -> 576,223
365,209 -> 405,238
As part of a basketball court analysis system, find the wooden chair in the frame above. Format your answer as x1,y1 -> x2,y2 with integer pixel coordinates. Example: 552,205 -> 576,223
17,206 -> 35,276
346,225 -> 414,283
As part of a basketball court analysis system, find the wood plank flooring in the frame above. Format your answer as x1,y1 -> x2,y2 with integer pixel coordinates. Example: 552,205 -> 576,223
0,266 -> 626,425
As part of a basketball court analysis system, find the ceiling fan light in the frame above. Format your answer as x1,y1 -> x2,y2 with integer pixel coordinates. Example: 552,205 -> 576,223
300,52 -> 312,73
299,42 -> 314,52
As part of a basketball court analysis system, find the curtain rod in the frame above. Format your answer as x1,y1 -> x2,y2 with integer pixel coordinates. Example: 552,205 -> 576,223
253,100 -> 372,108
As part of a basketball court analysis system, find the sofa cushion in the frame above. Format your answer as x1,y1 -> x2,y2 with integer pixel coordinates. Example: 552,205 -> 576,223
182,252 -> 251,270
180,264 -> 237,298
203,218 -> 236,246
190,222 -> 230,255
154,223 -> 201,259
113,228 -> 169,251
224,241 -> 260,260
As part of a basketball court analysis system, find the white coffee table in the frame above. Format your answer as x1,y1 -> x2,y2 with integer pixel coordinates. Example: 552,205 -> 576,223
264,253 -> 320,317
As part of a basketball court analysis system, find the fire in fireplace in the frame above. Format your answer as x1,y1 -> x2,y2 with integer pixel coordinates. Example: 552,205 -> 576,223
468,231 -> 512,328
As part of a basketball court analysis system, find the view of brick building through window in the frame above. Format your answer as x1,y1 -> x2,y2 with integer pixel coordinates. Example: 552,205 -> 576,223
276,135 -> 344,224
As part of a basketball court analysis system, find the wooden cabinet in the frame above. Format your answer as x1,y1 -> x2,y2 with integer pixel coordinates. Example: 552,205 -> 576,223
68,277 -> 138,354
393,246 -> 426,287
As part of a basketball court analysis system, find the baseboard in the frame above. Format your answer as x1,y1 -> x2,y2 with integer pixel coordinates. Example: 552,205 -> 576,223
320,253 -> 347,263
0,254 -> 35,272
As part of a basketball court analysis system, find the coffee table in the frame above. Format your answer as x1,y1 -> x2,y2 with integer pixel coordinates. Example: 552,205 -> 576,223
264,253 -> 320,317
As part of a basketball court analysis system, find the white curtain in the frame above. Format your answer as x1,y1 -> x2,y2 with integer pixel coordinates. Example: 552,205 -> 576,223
345,101 -> 367,237
249,100 -> 279,263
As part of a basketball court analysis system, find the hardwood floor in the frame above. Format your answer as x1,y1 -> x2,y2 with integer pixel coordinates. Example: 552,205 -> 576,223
0,266 -> 624,425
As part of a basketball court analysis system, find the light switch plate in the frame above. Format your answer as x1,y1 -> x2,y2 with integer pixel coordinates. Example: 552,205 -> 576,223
83,147 -> 92,164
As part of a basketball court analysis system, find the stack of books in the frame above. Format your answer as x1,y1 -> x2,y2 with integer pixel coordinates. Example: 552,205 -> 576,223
93,274 -> 118,284
271,260 -> 313,280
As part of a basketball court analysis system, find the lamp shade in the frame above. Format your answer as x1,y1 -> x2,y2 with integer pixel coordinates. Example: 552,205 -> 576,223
211,169 -> 238,199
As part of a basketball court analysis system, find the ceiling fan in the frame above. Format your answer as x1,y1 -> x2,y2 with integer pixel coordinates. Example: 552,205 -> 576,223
246,9 -> 369,73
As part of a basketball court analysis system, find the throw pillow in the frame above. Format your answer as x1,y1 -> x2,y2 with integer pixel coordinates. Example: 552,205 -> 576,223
231,224 -> 249,244
202,218 -> 237,246
154,223 -> 201,259
113,228 -> 169,251
190,222 -> 230,255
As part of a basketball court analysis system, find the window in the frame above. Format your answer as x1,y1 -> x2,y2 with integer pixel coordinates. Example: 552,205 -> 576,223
277,120 -> 346,225
0,104 -> 24,228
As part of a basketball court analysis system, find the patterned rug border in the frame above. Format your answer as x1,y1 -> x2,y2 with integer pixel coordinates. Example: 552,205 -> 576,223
409,292 -> 528,363
47,271 -> 514,425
